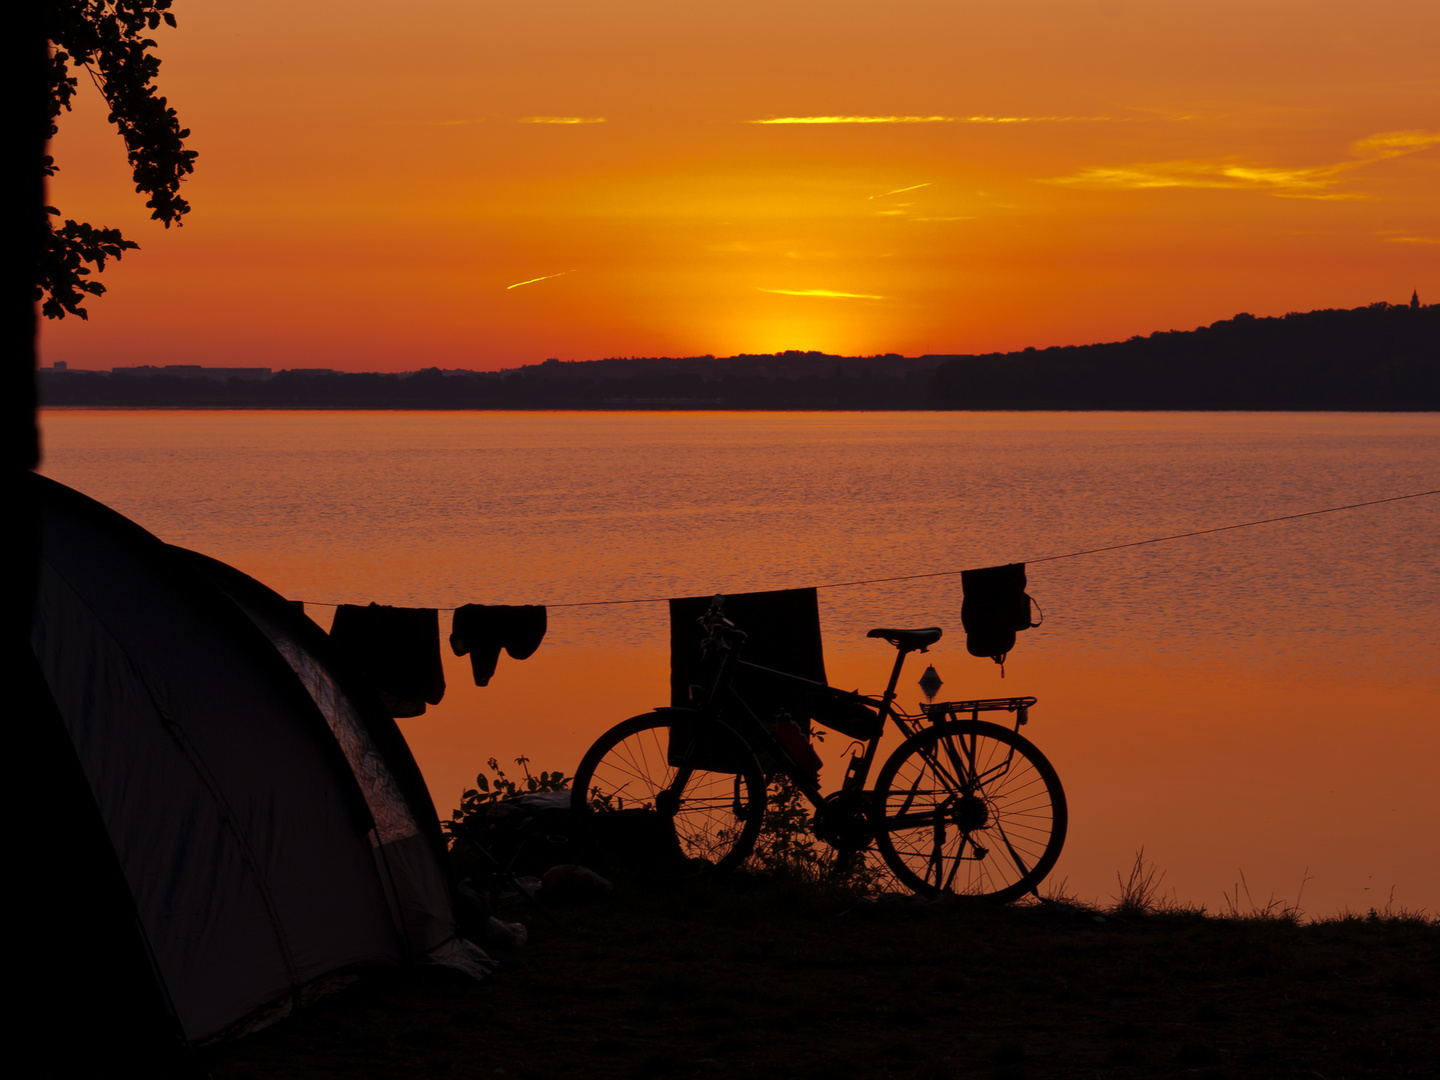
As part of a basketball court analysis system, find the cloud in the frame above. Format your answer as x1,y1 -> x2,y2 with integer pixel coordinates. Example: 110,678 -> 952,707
757,287 -> 886,300
518,116 -> 606,124
753,115 -> 954,125
1350,129 -> 1440,158
1383,235 -> 1440,244
1054,162 -> 1341,192
1050,127 -> 1440,198
1271,192 -> 1370,201
506,272 -> 570,290
751,115 -> 1104,125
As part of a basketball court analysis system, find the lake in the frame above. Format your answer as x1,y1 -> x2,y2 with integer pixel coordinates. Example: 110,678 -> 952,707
37,408 -> 1440,916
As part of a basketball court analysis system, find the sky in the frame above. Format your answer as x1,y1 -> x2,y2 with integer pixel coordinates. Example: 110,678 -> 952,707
42,0 -> 1440,372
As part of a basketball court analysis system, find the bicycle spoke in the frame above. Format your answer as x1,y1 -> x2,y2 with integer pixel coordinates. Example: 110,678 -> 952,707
575,713 -> 767,873
874,720 -> 1066,903
990,818 -> 1034,883
941,829 -> 968,892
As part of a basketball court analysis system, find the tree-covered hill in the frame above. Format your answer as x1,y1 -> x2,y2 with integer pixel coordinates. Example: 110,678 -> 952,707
926,301 -> 1437,410
41,301 -> 1437,410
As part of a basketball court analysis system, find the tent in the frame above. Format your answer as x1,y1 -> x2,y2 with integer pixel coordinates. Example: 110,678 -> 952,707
28,474 -> 485,1046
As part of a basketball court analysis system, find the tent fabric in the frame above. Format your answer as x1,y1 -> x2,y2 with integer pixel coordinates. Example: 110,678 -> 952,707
174,547 -> 456,957
669,588 -> 829,718
28,475 -> 476,1043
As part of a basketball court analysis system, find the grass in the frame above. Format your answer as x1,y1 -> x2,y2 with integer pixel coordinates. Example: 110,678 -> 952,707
205,864 -> 1439,1080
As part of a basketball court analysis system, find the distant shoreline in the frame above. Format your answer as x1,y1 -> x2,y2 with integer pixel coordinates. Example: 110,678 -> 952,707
40,302 -> 1438,411
37,405 -> 1440,414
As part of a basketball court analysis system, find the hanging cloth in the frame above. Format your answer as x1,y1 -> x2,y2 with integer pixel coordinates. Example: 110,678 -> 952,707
668,587 -> 827,713
667,588 -> 833,770
960,563 -> 1037,671
449,604 -> 547,687
329,603 -> 445,717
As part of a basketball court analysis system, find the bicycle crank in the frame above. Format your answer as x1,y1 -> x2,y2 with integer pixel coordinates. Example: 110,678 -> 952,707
815,790 -> 874,850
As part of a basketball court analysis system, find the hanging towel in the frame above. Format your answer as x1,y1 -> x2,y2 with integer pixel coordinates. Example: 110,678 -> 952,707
668,588 -> 827,714
960,563 -> 1035,666
450,604 -> 548,686
330,603 -> 445,717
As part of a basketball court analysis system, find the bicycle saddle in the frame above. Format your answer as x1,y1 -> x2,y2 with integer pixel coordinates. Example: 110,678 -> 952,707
866,627 -> 943,651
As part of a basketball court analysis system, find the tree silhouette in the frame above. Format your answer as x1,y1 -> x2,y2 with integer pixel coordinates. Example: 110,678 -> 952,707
40,0 -> 195,318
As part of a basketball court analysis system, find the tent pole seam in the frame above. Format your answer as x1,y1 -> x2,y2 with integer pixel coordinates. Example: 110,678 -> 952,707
153,702 -> 305,1011
41,555 -> 306,1010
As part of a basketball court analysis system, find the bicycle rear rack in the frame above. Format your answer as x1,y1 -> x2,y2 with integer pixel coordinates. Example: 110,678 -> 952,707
924,696 -> 1038,726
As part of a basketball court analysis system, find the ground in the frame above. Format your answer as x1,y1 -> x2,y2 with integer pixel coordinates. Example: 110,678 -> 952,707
205,875 -> 1438,1080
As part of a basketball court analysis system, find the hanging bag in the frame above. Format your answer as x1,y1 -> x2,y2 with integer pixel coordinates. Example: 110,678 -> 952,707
960,563 -> 1038,668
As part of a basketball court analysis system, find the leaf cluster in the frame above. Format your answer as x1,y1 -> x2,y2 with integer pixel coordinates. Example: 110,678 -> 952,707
747,775 -> 884,894
444,755 -> 572,841
40,0 -> 195,318
39,212 -> 138,319
44,0 -> 195,223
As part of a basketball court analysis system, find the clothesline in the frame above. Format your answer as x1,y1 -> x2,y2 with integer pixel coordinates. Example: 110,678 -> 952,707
294,487 -> 1439,611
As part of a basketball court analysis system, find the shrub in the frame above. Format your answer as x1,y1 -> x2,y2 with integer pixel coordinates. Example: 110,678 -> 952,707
444,755 -> 571,844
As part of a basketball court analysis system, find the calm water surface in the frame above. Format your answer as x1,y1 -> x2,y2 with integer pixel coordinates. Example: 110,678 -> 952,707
39,409 -> 1440,915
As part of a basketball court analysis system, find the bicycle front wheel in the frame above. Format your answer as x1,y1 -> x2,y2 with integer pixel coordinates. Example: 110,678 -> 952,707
571,712 -> 766,874
872,720 -> 1066,903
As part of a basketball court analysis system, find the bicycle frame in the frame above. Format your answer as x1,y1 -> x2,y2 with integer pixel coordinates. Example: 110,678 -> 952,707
571,602 -> 1065,898
694,630 -> 926,811
692,625 -> 1041,838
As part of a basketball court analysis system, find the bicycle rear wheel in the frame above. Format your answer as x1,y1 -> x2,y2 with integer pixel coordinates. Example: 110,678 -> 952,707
571,712 -> 766,874
872,720 -> 1066,902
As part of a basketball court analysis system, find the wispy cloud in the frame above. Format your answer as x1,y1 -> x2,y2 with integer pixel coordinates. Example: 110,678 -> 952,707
506,272 -> 570,290
518,116 -> 607,125
959,115 -> 1107,124
1352,130 -> 1440,158
1384,235 -> 1440,244
757,287 -> 885,300
752,115 -> 1105,125
754,115 -> 953,125
1050,128 -> 1440,197
1055,162 -> 1340,191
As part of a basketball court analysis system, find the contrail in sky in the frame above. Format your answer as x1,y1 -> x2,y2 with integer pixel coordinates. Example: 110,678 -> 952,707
506,272 -> 571,290
870,182 -> 932,199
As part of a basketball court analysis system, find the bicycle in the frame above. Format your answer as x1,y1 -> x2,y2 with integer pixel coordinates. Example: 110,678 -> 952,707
571,596 -> 1066,902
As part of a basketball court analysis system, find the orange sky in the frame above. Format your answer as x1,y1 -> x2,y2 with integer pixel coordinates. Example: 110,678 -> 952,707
42,0 -> 1440,372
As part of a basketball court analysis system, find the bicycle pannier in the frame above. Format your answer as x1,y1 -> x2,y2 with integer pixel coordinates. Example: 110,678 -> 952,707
666,711 -> 753,774
960,563 -> 1037,666
803,688 -> 882,741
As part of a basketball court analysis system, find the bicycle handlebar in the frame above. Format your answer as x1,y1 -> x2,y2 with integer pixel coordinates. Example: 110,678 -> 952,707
699,594 -> 747,656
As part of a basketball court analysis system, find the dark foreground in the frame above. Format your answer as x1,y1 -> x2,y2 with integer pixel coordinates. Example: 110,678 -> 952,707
206,877 -> 1437,1080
